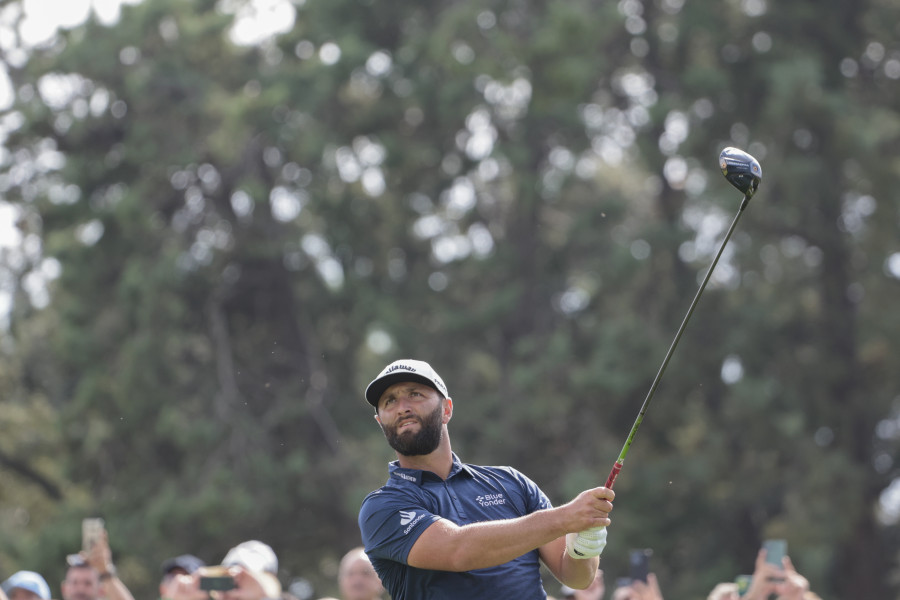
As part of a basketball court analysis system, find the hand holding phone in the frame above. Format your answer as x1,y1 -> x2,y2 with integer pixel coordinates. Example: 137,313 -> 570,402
198,566 -> 237,592
628,548 -> 652,583
615,577 -> 633,589
762,539 -> 787,585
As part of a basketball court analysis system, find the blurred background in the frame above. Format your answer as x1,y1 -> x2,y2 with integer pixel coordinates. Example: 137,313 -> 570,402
0,0 -> 898,598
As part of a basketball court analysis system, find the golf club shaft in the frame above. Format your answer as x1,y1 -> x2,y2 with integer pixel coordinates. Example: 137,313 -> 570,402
605,195 -> 750,489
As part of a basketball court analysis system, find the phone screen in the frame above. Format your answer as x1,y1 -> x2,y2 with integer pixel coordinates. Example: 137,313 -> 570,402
199,576 -> 236,592
628,548 -> 652,583
82,518 -> 105,553
763,539 -> 787,567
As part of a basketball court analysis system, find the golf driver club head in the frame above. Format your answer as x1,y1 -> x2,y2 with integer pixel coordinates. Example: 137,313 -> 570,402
719,147 -> 762,198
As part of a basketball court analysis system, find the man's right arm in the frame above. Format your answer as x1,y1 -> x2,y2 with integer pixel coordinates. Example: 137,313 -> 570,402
406,487 -> 613,572
85,530 -> 137,600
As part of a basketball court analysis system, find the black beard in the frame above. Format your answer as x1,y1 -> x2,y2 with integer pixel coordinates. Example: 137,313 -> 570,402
381,402 -> 444,456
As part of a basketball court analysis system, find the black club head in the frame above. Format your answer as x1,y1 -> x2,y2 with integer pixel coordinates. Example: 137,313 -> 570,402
719,147 -> 762,198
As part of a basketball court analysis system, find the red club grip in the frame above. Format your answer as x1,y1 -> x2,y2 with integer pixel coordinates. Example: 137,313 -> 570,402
605,461 -> 623,489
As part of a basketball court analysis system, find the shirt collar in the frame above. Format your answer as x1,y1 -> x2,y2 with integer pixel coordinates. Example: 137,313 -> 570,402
388,453 -> 472,485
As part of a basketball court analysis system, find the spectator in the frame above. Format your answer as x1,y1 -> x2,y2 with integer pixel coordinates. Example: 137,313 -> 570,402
158,541 -> 281,600
706,582 -> 739,600
161,555 -> 205,579
560,569 -> 605,600
157,572 -> 202,600
63,525 -> 135,600
218,540 -> 282,600
741,548 -> 781,600
159,555 -> 205,600
735,547 -> 818,600
61,555 -> 104,600
336,547 -> 384,600
610,574 -> 663,600
773,557 -> 810,600
611,589 -> 629,600
2,571 -> 52,600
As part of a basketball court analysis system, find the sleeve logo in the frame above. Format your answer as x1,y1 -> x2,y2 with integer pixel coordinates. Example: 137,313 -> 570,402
399,510 -> 427,534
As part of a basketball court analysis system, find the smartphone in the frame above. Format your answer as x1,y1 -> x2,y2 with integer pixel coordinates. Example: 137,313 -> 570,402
82,518 -> 105,553
735,574 -> 752,596
199,576 -> 236,592
628,548 -> 652,583
763,539 -> 787,567
198,566 -> 236,592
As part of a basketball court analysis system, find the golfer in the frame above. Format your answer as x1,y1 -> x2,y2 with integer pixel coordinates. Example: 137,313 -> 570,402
358,359 -> 615,599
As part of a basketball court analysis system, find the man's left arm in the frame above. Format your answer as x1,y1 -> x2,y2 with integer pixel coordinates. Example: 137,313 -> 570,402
514,469 -> 605,590
539,535 -> 600,590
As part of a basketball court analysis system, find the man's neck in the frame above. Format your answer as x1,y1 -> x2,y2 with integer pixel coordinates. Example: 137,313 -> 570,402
396,438 -> 454,480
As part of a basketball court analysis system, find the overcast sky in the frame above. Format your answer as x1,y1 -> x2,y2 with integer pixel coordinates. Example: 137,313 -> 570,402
0,0 -> 298,109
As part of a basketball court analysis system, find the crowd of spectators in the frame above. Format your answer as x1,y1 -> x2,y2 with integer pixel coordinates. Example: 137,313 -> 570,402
1,519 -> 820,600
0,520 -> 383,600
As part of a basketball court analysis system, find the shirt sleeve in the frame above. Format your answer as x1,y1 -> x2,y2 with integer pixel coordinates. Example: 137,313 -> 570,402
510,467 -> 553,513
359,489 -> 443,564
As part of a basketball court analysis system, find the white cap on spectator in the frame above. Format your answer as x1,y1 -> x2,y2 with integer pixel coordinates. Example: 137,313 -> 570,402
221,540 -> 281,599
2,571 -> 52,600
222,540 -> 278,574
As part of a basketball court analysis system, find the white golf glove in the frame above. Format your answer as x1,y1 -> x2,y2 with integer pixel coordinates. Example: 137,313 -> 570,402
566,526 -> 608,559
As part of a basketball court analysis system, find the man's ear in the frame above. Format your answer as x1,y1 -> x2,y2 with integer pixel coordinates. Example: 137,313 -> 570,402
374,412 -> 382,425
442,397 -> 453,423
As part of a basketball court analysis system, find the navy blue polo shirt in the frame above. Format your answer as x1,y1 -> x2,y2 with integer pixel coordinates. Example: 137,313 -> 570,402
359,453 -> 553,600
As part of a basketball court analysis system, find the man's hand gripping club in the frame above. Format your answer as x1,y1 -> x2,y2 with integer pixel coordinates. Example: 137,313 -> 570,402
561,487 -> 614,559
566,527 -> 608,559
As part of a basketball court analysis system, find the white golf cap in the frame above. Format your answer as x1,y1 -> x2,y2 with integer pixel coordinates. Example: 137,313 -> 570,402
221,540 -> 278,574
2,571 -> 51,600
365,359 -> 449,407
220,540 -> 281,599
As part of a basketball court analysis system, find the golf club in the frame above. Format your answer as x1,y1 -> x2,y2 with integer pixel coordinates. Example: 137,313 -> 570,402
604,147 -> 762,489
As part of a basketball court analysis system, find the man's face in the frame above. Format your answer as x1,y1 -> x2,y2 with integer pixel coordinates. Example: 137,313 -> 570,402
376,383 -> 446,456
611,586 -> 638,600
159,569 -> 208,600
219,566 -> 278,600
339,556 -> 384,600
8,589 -> 43,600
61,566 -> 99,600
